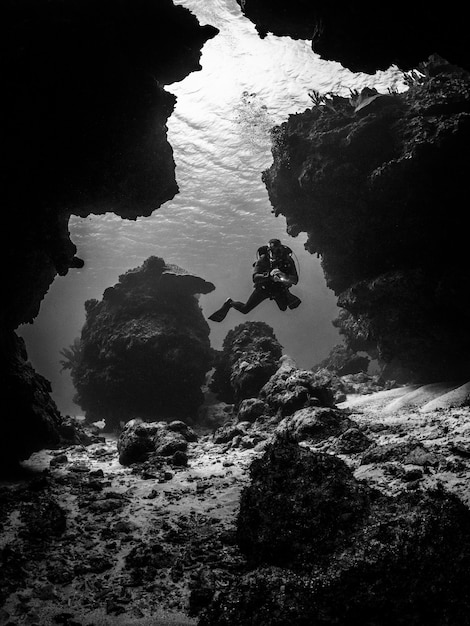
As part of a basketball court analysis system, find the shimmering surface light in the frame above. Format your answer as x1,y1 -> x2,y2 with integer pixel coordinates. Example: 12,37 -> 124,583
19,0 -> 407,413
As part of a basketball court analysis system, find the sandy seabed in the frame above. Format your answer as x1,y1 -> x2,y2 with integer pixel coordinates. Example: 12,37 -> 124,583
1,381 -> 469,626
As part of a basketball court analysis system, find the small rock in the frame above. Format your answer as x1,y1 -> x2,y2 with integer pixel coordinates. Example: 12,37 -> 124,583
68,463 -> 90,473
172,450 -> 188,467
50,454 -> 68,467
89,469 -> 104,478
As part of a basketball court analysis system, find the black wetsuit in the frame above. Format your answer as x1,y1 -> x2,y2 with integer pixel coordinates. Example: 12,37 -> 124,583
231,249 -> 300,313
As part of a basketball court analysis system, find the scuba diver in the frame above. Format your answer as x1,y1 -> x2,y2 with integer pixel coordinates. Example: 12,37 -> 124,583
208,238 -> 301,322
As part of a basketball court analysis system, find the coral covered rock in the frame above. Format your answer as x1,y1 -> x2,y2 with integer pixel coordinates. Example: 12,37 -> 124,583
68,257 -> 215,428
263,60 -> 470,382
237,438 -> 370,567
117,418 -> 197,466
259,361 -> 335,415
201,439 -> 470,625
275,406 -> 354,443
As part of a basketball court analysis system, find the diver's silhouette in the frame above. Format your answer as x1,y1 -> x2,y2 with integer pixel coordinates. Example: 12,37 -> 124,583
208,238 -> 301,322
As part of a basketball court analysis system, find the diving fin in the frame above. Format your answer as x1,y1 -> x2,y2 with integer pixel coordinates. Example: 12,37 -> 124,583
208,298 -> 232,322
287,294 -> 302,310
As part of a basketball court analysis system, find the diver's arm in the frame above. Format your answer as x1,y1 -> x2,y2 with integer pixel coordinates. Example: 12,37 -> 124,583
252,257 -> 271,284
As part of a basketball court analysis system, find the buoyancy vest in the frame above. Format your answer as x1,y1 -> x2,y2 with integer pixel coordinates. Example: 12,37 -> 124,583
253,245 -> 297,285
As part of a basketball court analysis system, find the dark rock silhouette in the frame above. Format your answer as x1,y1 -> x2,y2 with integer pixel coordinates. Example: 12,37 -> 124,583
2,0 -> 216,472
200,438 -> 470,625
0,334 -> 63,471
67,257 -> 215,428
236,0 -> 470,73
209,322 -> 283,405
259,360 -> 335,415
262,58 -> 470,382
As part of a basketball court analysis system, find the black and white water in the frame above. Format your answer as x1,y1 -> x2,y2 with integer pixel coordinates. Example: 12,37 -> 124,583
19,0 -> 406,414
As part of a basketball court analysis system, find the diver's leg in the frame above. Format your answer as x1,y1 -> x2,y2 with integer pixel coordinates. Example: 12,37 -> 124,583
287,290 -> 302,309
231,288 -> 268,314
274,290 -> 288,311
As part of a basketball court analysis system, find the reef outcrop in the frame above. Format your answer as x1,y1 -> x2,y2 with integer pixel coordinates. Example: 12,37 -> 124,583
211,350 -> 359,451
262,59 -> 470,382
65,257 -> 215,428
210,322 -> 283,405
236,0 -> 470,73
3,1 -> 216,470
200,437 -> 470,625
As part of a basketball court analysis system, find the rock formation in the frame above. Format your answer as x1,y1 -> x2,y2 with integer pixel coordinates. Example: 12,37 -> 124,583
0,335 -> 63,472
262,58 -> 470,382
66,257 -> 214,428
210,322 -> 283,405
2,0 -> 217,470
236,0 -> 470,73
117,418 -> 197,466
212,351 -> 361,451
200,437 -> 470,625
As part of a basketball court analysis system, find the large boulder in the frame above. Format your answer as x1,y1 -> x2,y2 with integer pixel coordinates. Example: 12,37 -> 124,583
210,322 -> 283,405
262,59 -> 470,382
235,0 -> 470,73
275,406 -> 354,443
200,439 -> 470,625
237,438 -> 370,567
66,257 -> 215,428
211,356 -> 342,447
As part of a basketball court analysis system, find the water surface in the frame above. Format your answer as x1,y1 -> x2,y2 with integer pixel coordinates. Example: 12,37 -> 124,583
20,0 -> 406,413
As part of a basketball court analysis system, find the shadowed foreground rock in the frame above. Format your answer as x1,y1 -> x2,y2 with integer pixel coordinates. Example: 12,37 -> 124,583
263,58 -> 470,383
66,257 -> 215,428
237,439 -> 369,567
0,335 -> 63,471
199,438 -> 470,626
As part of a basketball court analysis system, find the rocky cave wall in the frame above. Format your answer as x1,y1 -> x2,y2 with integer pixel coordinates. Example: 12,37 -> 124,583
236,2 -> 470,383
262,63 -> 470,382
236,0 -> 470,74
67,257 -> 215,428
2,0 -> 217,469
